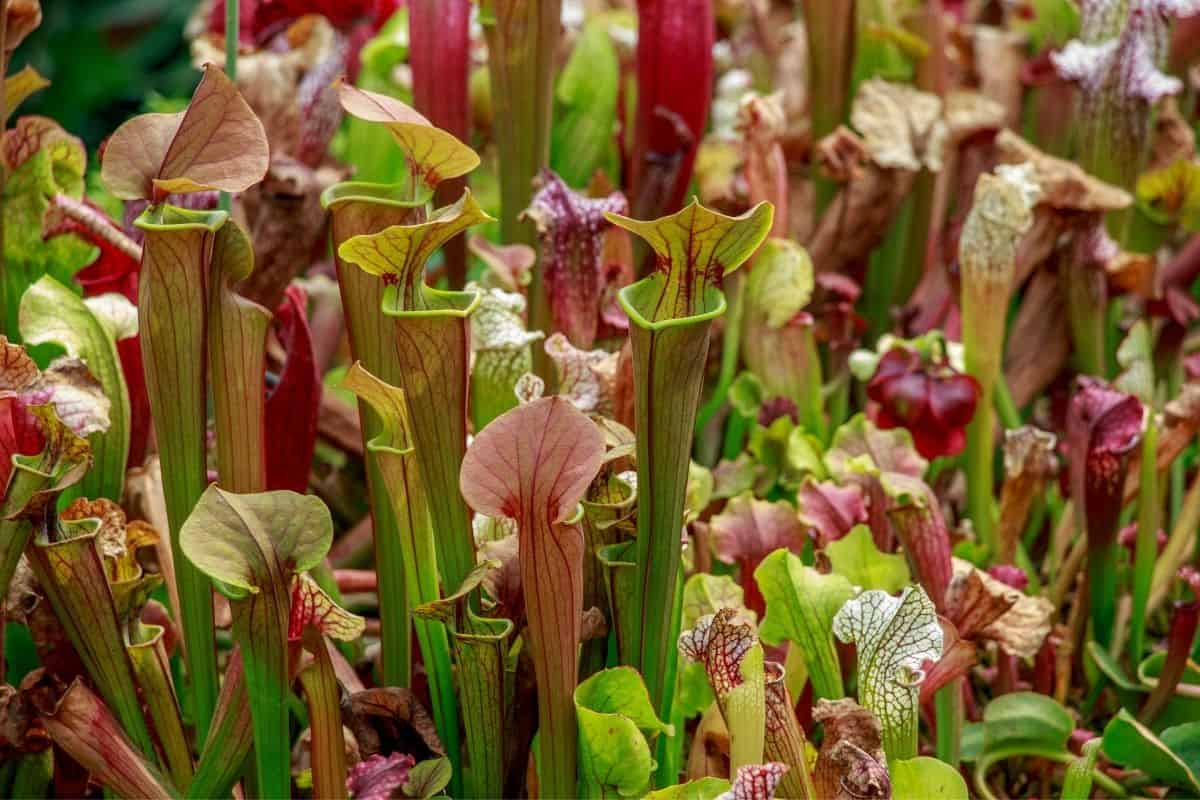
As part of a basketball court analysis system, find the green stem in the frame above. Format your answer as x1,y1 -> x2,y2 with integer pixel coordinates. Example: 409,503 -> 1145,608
965,389 -> 997,555
1063,256 -> 1107,378
861,198 -> 913,339
934,680 -> 962,767
220,0 -> 237,214
995,375 -> 1021,430
1129,419 -> 1159,663
1089,539 -> 1119,651
722,410 -> 751,462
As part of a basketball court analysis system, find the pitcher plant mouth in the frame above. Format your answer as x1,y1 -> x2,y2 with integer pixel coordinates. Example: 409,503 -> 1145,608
618,277 -> 728,331
134,204 -> 229,232
381,284 -> 483,319
320,180 -> 432,212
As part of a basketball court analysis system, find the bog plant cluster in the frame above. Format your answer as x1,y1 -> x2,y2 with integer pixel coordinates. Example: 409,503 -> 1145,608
3,0 -> 1200,798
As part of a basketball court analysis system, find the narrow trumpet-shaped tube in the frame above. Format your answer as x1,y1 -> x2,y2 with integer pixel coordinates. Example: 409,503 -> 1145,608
187,649 -> 252,799
342,362 -> 461,778
207,220 -> 270,494
28,519 -> 158,760
606,199 -> 772,717
135,205 -> 229,738
958,168 -> 1037,555
337,191 -> 492,599
323,181 -> 426,686
38,680 -> 175,800
415,561 -> 514,799
461,397 -> 605,798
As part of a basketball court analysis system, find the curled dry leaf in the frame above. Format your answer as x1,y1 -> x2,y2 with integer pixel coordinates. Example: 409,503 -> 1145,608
807,79 -> 943,275
100,64 -> 269,202
946,558 -> 1054,658
544,333 -> 620,418
849,78 -> 946,172
994,130 -> 1132,212
942,91 -> 1007,143
342,688 -> 444,763
812,698 -> 890,800
997,426 -> 1058,563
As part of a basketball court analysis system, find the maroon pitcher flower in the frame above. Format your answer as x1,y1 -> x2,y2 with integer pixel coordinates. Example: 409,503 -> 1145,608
865,345 -> 980,460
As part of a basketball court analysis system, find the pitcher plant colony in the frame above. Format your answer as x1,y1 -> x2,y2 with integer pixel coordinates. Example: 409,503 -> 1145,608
5,0 -> 1200,798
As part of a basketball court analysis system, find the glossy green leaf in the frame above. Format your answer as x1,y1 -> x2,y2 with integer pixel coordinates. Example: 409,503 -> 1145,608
1162,722 -> 1200,777
575,667 -> 673,797
550,13 -> 626,186
981,691 -> 1073,756
403,757 -> 453,799
1102,708 -> 1200,794
756,548 -> 854,699
891,756 -> 969,799
646,777 -> 731,799
832,586 -> 942,760
826,524 -> 911,593
2,126 -> 93,340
